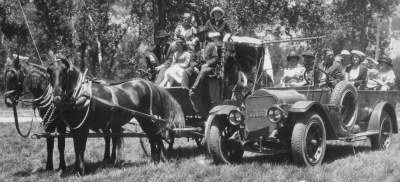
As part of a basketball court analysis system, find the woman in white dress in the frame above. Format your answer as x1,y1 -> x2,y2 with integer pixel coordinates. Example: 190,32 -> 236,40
159,39 -> 191,87
280,51 -> 306,87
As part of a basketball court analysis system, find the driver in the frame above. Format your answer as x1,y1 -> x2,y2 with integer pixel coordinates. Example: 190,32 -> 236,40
318,50 -> 343,87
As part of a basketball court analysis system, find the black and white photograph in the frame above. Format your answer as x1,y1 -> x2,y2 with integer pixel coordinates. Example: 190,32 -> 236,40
1,0 -> 400,181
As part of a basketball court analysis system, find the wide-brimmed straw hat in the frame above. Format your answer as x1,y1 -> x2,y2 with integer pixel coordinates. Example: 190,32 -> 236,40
155,30 -> 170,38
287,51 -> 300,61
351,50 -> 366,58
210,7 -> 225,17
378,56 -> 393,67
302,51 -> 315,59
340,50 -> 350,56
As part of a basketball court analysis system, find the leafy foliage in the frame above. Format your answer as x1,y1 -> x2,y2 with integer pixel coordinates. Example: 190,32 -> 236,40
0,0 -> 399,83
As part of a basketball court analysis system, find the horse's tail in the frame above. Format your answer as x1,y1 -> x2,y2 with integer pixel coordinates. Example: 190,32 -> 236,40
156,86 -> 185,129
115,128 -> 124,156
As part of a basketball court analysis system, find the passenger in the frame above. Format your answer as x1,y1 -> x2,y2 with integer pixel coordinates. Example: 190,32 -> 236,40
158,39 -> 190,87
181,26 -> 208,89
174,12 -> 198,50
204,6 -> 231,43
345,50 -> 368,89
225,60 -> 253,100
340,50 -> 351,77
279,51 -> 305,87
150,30 -> 176,85
319,50 -> 343,87
299,51 -> 316,86
366,58 -> 379,90
369,56 -> 395,90
190,32 -> 220,94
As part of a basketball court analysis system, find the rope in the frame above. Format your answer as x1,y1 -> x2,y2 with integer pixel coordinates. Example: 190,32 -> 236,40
18,0 -> 43,65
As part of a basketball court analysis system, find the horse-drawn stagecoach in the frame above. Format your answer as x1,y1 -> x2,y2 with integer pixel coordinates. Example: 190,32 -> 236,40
3,35 -> 269,174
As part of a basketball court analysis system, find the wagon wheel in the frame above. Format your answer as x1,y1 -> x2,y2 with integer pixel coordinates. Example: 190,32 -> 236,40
139,137 -> 175,157
291,111 -> 326,166
370,111 -> 393,150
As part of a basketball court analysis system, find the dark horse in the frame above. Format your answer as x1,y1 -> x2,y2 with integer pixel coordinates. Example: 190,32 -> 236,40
4,57 -> 121,172
46,58 -> 184,175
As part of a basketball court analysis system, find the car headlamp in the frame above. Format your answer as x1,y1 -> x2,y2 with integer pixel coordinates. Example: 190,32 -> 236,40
267,107 -> 283,123
229,110 -> 243,126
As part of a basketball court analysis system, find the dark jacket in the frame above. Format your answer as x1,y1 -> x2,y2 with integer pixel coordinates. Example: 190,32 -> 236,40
345,64 -> 368,88
203,41 -> 219,67
204,19 -> 231,41
319,61 -> 344,86
149,43 -> 176,68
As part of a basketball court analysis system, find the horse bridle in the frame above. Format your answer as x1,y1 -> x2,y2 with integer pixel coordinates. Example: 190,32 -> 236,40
4,67 -> 30,100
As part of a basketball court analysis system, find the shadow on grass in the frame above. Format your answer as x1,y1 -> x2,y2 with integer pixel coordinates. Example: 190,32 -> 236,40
166,145 -> 205,160
323,144 -> 371,163
238,143 -> 372,166
12,160 -> 149,178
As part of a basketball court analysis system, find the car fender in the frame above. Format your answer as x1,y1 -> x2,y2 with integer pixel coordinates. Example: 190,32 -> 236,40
289,101 -> 338,140
367,101 -> 398,133
205,105 -> 240,154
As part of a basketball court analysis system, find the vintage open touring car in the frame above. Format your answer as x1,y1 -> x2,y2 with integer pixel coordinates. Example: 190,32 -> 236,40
205,47 -> 399,166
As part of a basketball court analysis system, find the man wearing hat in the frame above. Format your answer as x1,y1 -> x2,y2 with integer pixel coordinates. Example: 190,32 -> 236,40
189,31 -> 220,93
299,51 -> 318,86
319,49 -> 343,87
149,30 -> 176,85
204,6 -> 231,42
181,26 -> 208,88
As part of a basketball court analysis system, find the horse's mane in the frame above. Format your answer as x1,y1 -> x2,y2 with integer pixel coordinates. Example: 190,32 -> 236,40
23,61 -> 49,92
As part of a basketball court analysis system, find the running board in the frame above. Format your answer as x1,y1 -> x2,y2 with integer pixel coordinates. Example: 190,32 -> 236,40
339,131 -> 379,142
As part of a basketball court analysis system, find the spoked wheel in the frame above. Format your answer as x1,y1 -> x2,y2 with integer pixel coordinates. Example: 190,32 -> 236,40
291,112 -> 326,166
208,119 -> 243,164
370,111 -> 393,150
139,137 -> 175,157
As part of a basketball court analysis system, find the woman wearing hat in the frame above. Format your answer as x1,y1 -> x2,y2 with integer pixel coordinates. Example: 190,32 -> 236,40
204,6 -> 231,42
159,38 -> 191,87
369,56 -> 395,90
344,50 -> 368,89
174,12 -> 198,50
280,51 -> 306,87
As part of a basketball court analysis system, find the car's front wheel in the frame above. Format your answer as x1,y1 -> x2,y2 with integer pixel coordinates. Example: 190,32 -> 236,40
208,118 -> 244,164
291,111 -> 326,166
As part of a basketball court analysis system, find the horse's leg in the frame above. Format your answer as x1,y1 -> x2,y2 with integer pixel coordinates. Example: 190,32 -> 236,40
156,133 -> 167,162
110,127 -> 123,163
45,136 -> 54,171
148,135 -> 159,162
72,128 -> 89,175
102,129 -> 111,164
57,124 -> 66,172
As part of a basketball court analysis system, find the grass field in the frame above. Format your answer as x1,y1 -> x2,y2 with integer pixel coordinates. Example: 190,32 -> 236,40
1,122 -> 400,182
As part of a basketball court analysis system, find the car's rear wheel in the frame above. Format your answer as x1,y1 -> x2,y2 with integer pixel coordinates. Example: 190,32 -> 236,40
329,80 -> 358,137
291,111 -> 326,166
208,119 -> 243,164
370,111 -> 393,150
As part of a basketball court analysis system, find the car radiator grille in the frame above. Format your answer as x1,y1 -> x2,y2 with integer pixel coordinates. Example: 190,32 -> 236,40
245,96 -> 277,141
